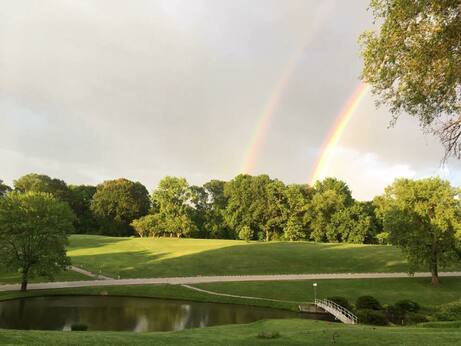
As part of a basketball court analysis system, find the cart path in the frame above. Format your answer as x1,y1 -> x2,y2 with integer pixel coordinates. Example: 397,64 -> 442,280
1,271 -> 461,292
181,284 -> 302,304
69,266 -> 113,280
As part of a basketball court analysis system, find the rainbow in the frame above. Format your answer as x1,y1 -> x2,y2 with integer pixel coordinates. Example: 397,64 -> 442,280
242,2 -> 332,174
309,83 -> 370,185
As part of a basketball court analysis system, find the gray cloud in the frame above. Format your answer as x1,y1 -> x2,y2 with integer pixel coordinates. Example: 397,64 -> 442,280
0,0 -> 459,198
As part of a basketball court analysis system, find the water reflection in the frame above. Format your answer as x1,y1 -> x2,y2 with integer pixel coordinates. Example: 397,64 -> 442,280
0,296 -> 332,332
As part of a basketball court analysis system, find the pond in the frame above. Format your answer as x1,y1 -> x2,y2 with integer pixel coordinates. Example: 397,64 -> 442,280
0,295 -> 332,332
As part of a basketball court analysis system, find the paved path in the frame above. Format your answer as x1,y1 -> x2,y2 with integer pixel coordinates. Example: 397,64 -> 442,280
69,266 -> 113,280
181,284 -> 301,304
1,271 -> 460,292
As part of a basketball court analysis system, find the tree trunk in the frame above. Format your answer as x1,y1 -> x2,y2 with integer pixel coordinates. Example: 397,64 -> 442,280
431,235 -> 440,285
21,269 -> 29,291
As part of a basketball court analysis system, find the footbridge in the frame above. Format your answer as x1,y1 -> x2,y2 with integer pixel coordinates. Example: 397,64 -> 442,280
301,299 -> 357,324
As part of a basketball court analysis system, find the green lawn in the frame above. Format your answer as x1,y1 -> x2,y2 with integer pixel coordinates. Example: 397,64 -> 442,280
67,235 -> 461,278
0,266 -> 90,285
195,277 -> 461,307
1,319 -> 461,346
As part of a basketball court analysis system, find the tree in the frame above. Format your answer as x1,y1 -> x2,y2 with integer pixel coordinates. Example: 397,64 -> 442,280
381,178 -> 461,284
131,214 -> 163,238
224,174 -> 275,240
328,202 -> 379,244
284,184 -> 312,238
151,177 -> 196,238
203,180 -> 230,238
0,192 -> 74,291
68,185 -> 98,234
307,178 -> 354,242
360,0 -> 461,159
14,173 -> 72,203
91,179 -> 150,236
0,179 -> 11,197
238,225 -> 253,242
284,216 -> 304,241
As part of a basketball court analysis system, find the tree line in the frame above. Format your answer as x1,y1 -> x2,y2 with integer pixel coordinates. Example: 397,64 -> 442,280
1,173 -> 460,286
1,173 -> 384,243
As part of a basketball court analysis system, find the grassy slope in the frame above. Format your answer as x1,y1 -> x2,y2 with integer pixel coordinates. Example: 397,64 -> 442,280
68,235 -> 461,278
1,319 -> 461,346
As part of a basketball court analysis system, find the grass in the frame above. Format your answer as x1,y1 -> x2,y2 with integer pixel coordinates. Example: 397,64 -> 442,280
195,277 -> 461,307
0,266 -> 91,285
67,235 -> 461,278
1,319 -> 461,345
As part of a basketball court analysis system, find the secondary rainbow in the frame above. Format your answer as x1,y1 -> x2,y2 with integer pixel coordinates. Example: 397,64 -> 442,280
241,2 -> 332,174
309,83 -> 370,185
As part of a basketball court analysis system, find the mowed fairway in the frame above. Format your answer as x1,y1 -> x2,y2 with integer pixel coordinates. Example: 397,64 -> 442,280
68,235 -> 461,279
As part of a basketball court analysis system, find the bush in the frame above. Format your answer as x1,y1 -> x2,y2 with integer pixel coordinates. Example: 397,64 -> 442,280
71,323 -> 88,331
395,299 -> 420,313
386,304 -> 406,325
405,312 -> 428,324
327,296 -> 353,311
357,309 -> 388,326
257,331 -> 280,339
356,296 -> 382,310
435,300 -> 461,321
238,226 -> 253,242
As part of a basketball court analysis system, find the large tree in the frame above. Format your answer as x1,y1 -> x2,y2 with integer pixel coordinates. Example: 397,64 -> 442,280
224,174 -> 276,240
381,178 -> 461,284
307,178 -> 354,242
68,185 -> 98,234
151,176 -> 196,238
0,192 -> 74,291
14,173 -> 72,203
202,180 -> 230,239
360,0 -> 461,159
91,179 -> 150,236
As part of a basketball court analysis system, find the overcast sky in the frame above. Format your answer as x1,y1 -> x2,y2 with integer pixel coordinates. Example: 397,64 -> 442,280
1,0 -> 460,200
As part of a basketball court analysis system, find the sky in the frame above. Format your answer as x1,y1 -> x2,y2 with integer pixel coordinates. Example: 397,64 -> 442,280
1,0 -> 460,200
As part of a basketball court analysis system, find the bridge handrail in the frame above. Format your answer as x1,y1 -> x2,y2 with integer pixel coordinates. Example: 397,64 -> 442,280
315,298 -> 358,324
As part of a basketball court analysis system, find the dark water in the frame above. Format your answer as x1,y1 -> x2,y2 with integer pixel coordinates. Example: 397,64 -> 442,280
0,296 -> 330,332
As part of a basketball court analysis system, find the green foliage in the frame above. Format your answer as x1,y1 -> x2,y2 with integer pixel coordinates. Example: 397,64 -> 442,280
360,0 -> 461,157
357,309 -> 388,326
376,232 -> 390,245
14,173 -> 72,203
329,202 -> 379,244
380,178 -> 461,284
151,177 -> 196,238
238,225 -> 253,242
91,179 -> 150,236
394,299 -> 420,313
283,217 -> 304,241
0,192 -> 74,290
68,185 -> 98,234
308,178 -> 354,242
130,214 -> 163,237
327,296 -> 353,311
0,179 -> 11,197
356,296 -> 382,310
435,300 -> 461,321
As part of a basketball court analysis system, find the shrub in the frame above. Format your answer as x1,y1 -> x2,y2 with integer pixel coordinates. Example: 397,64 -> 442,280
71,323 -> 88,331
238,226 -> 253,242
357,309 -> 388,326
405,312 -> 428,325
356,296 -> 382,310
376,231 -> 390,244
327,296 -> 353,311
257,331 -> 280,339
435,300 -> 461,321
386,304 -> 406,325
394,299 -> 420,313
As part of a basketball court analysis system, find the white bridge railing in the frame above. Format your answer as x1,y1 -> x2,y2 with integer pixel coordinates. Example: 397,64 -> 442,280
314,299 -> 358,325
